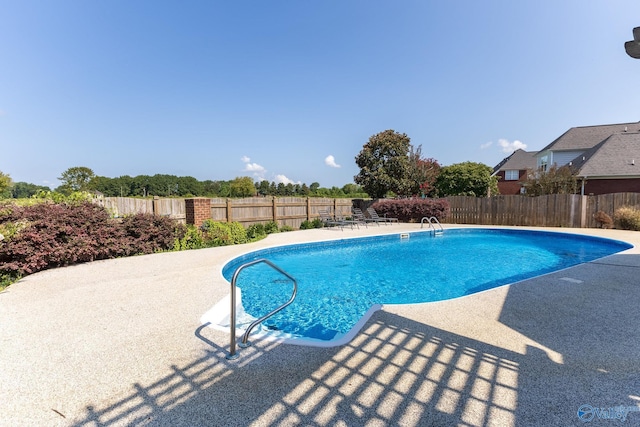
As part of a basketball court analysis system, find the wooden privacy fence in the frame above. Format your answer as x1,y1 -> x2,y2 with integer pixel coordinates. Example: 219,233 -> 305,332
95,197 -> 186,222
95,193 -> 640,229
445,193 -> 640,228
95,196 -> 354,228
208,197 -> 354,229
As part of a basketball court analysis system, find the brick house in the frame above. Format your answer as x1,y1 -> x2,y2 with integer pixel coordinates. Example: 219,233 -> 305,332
535,121 -> 640,195
492,149 -> 537,195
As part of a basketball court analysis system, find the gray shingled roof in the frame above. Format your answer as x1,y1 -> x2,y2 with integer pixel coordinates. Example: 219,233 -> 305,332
570,132 -> 640,177
539,121 -> 640,152
492,149 -> 537,173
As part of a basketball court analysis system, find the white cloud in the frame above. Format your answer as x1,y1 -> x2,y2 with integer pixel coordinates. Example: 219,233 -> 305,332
497,139 -> 527,153
324,155 -> 341,168
244,163 -> 266,173
480,141 -> 493,149
275,174 -> 301,185
241,155 -> 266,178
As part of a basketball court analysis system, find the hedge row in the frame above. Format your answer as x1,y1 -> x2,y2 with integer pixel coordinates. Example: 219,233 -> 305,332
0,201 -> 185,285
370,198 -> 450,222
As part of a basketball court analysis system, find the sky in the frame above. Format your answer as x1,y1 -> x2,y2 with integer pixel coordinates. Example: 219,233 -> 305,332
1,1 -> 639,189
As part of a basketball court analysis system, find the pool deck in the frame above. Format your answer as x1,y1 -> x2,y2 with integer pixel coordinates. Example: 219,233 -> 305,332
1,224 -> 639,426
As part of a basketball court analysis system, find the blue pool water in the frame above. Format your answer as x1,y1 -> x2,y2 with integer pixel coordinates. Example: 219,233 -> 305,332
222,228 -> 631,342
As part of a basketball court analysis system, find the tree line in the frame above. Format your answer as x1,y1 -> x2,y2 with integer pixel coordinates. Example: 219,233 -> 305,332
0,168 -> 368,199
1,129 -> 579,200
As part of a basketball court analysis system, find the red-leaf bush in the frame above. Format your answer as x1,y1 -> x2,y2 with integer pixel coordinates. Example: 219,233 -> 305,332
120,213 -> 183,254
371,198 -> 450,222
0,201 -> 185,282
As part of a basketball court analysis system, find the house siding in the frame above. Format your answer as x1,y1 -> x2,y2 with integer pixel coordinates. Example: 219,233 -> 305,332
553,150 -> 584,167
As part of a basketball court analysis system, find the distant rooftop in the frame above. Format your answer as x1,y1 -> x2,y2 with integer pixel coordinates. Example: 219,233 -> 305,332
493,149 -> 538,173
569,132 -> 640,177
538,121 -> 640,153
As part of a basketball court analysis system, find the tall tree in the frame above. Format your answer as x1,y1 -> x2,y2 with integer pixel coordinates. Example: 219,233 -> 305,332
57,166 -> 95,194
354,130 -> 414,198
407,145 -> 441,197
10,182 -> 51,198
229,176 -> 256,197
434,162 -> 498,197
256,180 -> 271,196
0,171 -> 13,198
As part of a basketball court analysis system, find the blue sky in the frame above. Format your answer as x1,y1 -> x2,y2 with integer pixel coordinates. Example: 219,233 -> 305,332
1,1 -> 639,189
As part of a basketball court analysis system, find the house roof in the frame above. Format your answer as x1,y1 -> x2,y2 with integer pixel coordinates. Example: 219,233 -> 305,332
570,132 -> 640,178
538,121 -> 640,153
492,149 -> 538,173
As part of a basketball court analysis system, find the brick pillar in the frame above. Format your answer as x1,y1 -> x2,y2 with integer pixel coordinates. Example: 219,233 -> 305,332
185,198 -> 211,227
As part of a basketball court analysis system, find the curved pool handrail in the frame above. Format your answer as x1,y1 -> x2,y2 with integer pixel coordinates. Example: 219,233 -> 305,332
421,216 -> 444,234
227,258 -> 298,360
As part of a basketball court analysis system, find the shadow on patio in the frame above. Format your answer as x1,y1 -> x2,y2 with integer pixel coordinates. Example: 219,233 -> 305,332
70,313 -> 545,426
69,253 -> 640,427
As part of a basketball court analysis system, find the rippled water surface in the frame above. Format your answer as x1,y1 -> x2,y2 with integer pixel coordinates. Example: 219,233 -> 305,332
222,229 -> 631,341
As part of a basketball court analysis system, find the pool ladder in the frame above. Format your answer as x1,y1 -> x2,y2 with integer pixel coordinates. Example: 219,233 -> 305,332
420,216 -> 444,235
226,259 -> 298,360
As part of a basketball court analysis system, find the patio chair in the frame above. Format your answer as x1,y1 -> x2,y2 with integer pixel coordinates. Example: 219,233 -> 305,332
318,209 -> 359,230
352,208 -> 377,226
366,207 -> 399,224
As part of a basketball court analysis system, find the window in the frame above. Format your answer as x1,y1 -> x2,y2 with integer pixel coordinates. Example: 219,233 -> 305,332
505,170 -> 519,181
538,155 -> 548,172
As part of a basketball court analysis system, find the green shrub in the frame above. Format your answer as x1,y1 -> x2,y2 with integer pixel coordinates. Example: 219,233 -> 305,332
229,222 -> 248,243
613,206 -> 640,230
280,225 -> 294,232
1,271 -> 20,290
300,218 -> 324,229
200,220 -> 248,246
173,225 -> 205,250
264,221 -> 279,234
246,223 -> 266,240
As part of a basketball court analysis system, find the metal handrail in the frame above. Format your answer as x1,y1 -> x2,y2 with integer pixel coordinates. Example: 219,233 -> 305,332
420,216 -> 444,234
226,259 -> 297,360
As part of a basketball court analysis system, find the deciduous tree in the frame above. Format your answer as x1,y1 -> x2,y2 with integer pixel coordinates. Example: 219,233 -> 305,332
434,162 -> 498,197
0,171 -> 13,197
354,130 -> 414,198
229,176 -> 256,197
57,166 -> 95,195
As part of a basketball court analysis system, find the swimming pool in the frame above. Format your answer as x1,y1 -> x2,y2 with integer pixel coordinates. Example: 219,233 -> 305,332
207,228 -> 631,345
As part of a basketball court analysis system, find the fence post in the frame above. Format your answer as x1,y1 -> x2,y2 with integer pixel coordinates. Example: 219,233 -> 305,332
272,197 -> 278,223
307,197 -> 311,221
185,198 -> 211,227
226,198 -> 232,223
580,195 -> 588,228
152,196 -> 160,216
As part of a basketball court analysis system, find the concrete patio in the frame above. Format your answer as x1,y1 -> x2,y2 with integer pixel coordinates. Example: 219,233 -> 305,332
1,224 -> 639,426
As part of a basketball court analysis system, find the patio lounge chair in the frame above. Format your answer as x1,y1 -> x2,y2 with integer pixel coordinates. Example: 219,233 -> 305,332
366,207 -> 399,224
318,209 -> 359,229
352,208 -> 377,226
